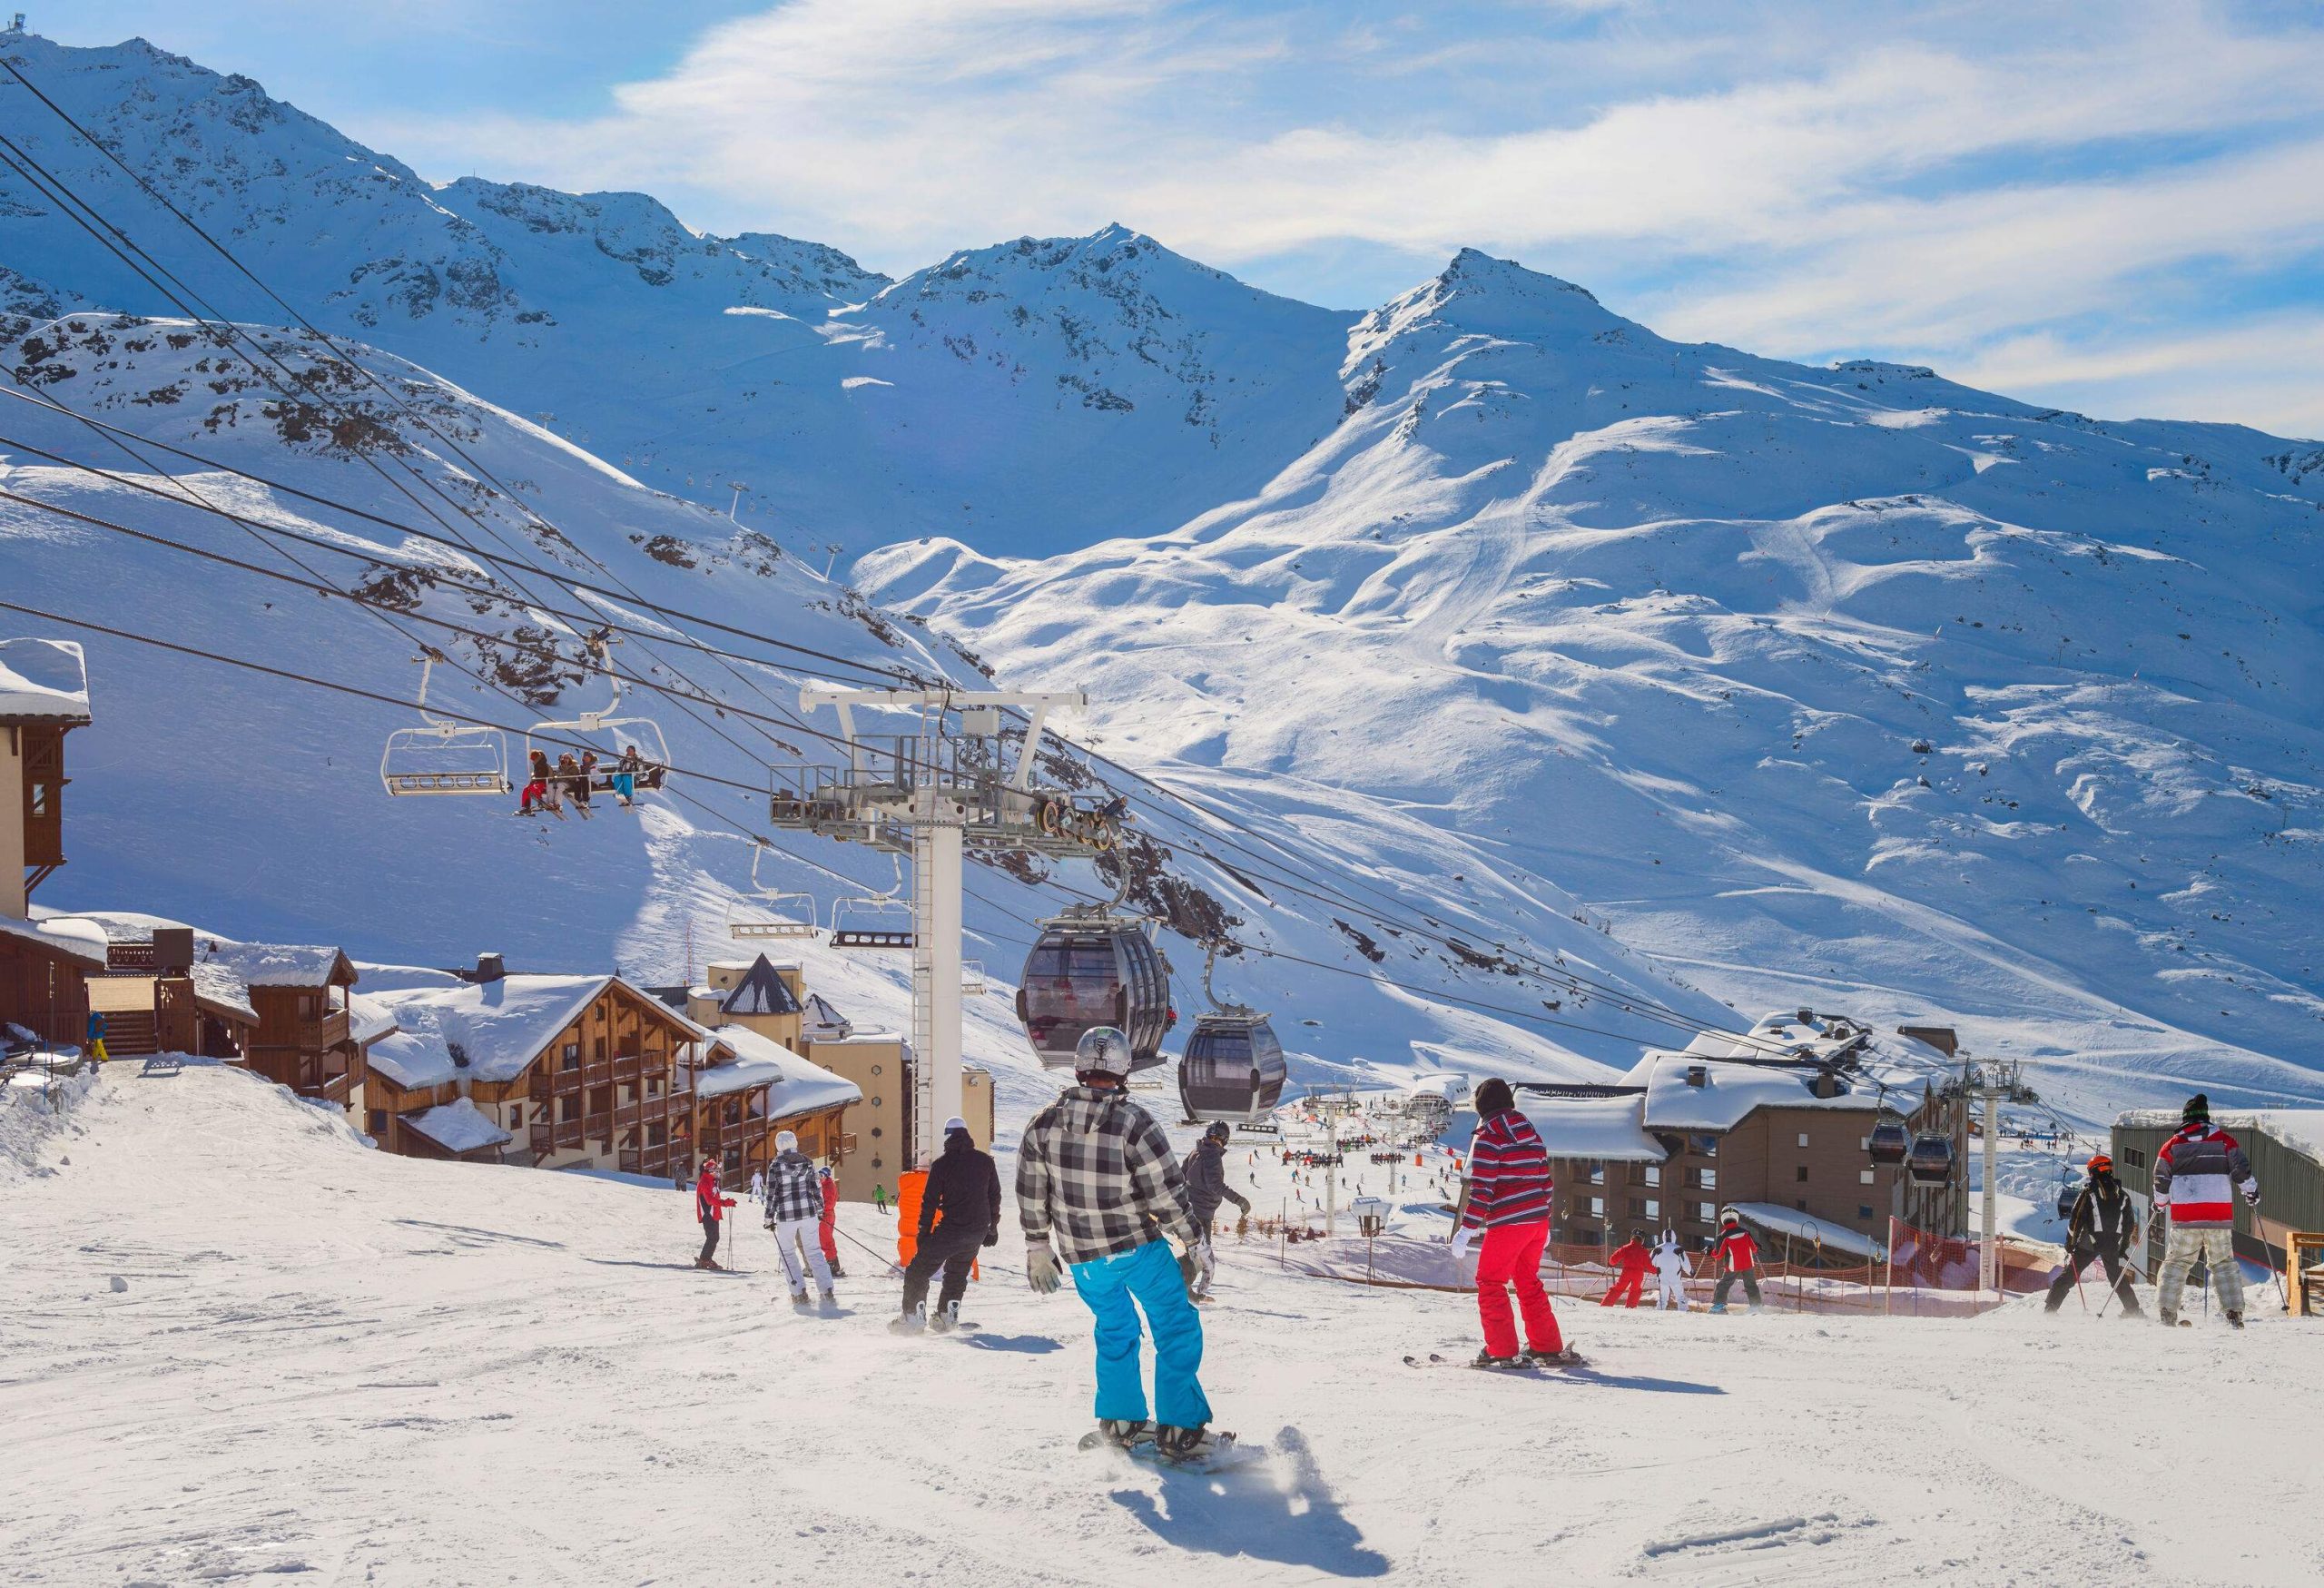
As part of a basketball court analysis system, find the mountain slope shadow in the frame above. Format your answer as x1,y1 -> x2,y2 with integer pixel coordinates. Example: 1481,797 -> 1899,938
1109,1425 -> 1390,1577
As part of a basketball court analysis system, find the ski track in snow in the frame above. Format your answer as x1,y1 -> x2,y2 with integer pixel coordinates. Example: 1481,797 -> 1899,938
2,1067 -> 2316,1586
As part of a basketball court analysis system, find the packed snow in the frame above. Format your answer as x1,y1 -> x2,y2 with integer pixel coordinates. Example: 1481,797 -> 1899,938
0,636 -> 89,720
4,1062 -> 2316,1585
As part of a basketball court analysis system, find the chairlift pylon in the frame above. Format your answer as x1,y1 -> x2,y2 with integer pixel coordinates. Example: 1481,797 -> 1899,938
829,855 -> 914,951
726,843 -> 819,940
521,630 -> 672,796
380,649 -> 512,797
1177,942 -> 1287,1125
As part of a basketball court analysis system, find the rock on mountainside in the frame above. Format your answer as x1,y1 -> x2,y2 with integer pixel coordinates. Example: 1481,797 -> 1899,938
865,249 -> 2324,1120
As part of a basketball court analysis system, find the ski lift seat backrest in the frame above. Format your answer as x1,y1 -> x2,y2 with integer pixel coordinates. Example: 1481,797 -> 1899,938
379,653 -> 512,797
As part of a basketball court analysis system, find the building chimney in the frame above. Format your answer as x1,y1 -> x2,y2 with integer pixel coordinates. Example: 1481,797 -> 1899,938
1685,1064 -> 1708,1088
474,952 -> 506,983
152,926 -> 193,975
1796,1008 -> 1815,1027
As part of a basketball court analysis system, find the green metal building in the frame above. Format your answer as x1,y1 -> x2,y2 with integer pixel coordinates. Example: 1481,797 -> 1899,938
2109,1109 -> 2324,1277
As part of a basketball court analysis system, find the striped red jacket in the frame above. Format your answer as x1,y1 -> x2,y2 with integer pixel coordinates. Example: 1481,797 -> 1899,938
2153,1123 -> 2258,1228
1459,1109 -> 1554,1231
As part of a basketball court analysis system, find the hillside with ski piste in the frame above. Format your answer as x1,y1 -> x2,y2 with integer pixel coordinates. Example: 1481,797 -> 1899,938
4,14 -> 2323,1588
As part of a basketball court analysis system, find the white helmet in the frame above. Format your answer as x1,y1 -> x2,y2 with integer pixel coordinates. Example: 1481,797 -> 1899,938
1074,1025 -> 1135,1078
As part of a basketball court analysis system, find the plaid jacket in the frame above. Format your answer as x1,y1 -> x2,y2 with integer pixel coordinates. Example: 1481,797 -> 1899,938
1016,1085 -> 1196,1265
762,1150 -> 824,1224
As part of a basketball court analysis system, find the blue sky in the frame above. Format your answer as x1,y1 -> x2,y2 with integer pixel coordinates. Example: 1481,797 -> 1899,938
35,1 -> 2324,437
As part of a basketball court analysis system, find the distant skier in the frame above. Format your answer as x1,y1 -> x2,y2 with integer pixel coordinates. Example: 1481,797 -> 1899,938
1651,1230 -> 1693,1310
2152,1093 -> 2260,1327
1708,1209 -> 1763,1312
1181,1120 -> 1253,1300
1018,1026 -> 1216,1459
894,1117 -> 1000,1334
2043,1153 -> 2142,1317
1601,1228 -> 1654,1309
763,1131 -> 835,1307
1451,1078 -> 1571,1367
693,1158 -> 735,1271
818,1165 -> 845,1277
749,1168 -> 766,1203
84,1009 -> 108,1065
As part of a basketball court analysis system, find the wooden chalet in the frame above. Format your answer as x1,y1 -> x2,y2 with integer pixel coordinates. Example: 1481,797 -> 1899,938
651,953 -> 863,1183
1,638 -> 96,1053
364,967 -> 726,1178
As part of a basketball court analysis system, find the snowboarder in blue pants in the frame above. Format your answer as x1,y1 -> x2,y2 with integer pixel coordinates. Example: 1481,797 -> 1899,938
1019,1025 -> 1216,1460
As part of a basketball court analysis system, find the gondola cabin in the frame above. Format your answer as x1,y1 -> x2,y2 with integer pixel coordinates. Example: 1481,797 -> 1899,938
1906,1132 -> 1955,1186
1177,1013 -> 1287,1123
1866,1119 -> 1909,1166
1016,912 -> 1171,1071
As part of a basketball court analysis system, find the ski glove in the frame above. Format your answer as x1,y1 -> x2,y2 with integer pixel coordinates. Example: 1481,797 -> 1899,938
1027,1242 -> 1064,1295
2243,1189 -> 2261,1208
983,1226 -> 1000,1248
1450,1227 -> 1477,1260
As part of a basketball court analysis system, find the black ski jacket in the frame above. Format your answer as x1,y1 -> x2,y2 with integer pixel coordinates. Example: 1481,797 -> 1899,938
1181,1139 -> 1252,1224
2066,1176 -> 2139,1251
920,1129 -> 1002,1241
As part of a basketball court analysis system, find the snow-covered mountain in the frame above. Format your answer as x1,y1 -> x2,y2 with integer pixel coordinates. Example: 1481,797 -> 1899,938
6,29 -> 2324,1125
865,250 -> 2324,1121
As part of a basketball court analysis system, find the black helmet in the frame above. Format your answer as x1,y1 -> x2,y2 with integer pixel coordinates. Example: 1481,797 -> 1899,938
1205,1120 -> 1230,1144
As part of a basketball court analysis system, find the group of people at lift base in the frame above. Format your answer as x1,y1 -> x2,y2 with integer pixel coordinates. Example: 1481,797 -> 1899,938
676,1056 -> 2271,1463
515,744 -> 655,818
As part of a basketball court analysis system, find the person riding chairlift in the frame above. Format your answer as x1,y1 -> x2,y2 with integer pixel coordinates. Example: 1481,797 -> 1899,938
517,748 -> 553,816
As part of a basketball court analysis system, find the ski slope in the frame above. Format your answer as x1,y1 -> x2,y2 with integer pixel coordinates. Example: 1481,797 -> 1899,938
4,1062 -> 2314,1586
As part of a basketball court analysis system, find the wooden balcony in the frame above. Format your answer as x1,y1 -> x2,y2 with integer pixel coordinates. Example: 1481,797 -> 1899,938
584,1111 -> 611,1140
300,1009 -> 350,1050
296,1070 -> 356,1108
615,1101 -> 642,1130
613,1052 -> 645,1081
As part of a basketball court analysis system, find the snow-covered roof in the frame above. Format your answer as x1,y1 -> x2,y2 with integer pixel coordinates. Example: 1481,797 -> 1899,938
1638,1053 -> 1884,1132
1729,1201 -> 1886,1260
702,1023 -> 861,1117
347,992 -> 398,1047
2114,1109 -> 2324,1165
800,992 -> 852,1038
0,913 -> 108,968
1519,1094 -> 1668,1163
365,974 -> 713,1091
0,638 -> 91,724
401,1097 -> 512,1155
196,941 -> 354,989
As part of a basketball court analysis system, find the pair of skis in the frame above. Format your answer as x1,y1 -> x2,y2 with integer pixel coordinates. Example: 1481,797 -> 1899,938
1403,1350 -> 1592,1373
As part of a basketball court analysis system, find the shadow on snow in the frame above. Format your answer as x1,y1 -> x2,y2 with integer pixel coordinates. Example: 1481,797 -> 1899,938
1110,1425 -> 1390,1578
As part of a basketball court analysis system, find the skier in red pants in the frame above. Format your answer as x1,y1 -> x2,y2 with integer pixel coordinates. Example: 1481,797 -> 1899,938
817,1165 -> 845,1277
1451,1079 -> 1574,1367
1601,1228 -> 1653,1308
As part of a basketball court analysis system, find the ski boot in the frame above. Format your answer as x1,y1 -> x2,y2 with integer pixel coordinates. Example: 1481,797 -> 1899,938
1708,1303 -> 1728,1314
2157,1307 -> 2180,1327
1469,1349 -> 1525,1370
818,1289 -> 838,1310
1154,1425 -> 1234,1465
2226,1310 -> 2245,1329
830,1262 -> 848,1279
1523,1346 -> 1583,1367
888,1305 -> 927,1336
927,1300 -> 960,1336
790,1290 -> 813,1312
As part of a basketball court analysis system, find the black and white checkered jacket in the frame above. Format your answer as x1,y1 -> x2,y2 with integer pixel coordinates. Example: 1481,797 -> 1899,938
1015,1085 -> 1196,1265
762,1149 -> 824,1224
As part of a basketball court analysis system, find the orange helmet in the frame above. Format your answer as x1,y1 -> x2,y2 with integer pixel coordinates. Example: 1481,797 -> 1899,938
2087,1153 -> 2112,1175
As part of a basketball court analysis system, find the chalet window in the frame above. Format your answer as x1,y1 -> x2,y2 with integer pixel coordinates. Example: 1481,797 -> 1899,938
1690,1134 -> 1718,1158
1642,1165 -> 1660,1188
1797,1131 -> 1810,1149
2122,1146 -> 2146,1169
1588,1197 -> 1605,1218
562,1043 -> 580,1070
594,1037 -> 607,1061
29,780 -> 51,817
510,1106 -> 523,1129
1858,1205 -> 1875,1220
1796,1165 -> 1809,1182
1859,1169 -> 1876,1185
1587,1161 -> 1604,1186
1696,1202 -> 1717,1224
1643,1198 -> 1659,1219
872,1064 -> 881,1075
367,1110 -> 387,1135
871,1127 -> 882,1139
561,1096 -> 578,1123
1689,1168 -> 1718,1191
1795,1198 -> 1807,1212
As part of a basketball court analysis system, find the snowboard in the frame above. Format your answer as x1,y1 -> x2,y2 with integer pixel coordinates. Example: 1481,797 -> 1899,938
1403,1350 -> 1592,1373
1077,1426 -> 1248,1473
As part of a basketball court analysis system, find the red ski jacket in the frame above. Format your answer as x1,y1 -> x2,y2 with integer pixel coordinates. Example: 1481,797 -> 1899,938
1459,1110 -> 1554,1231
2153,1123 -> 2258,1228
1609,1238 -> 1655,1275
695,1170 -> 734,1225
1715,1228 -> 1758,1271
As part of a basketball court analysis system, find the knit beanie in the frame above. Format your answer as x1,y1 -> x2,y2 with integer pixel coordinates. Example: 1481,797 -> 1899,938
2181,1092 -> 2210,1125
1473,1078 -> 1515,1117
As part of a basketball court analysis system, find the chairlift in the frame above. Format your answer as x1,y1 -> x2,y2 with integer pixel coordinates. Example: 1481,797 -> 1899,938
1905,1132 -> 1955,1186
380,650 -> 512,797
1177,943 -> 1288,1125
1016,890 -> 1172,1071
726,843 -> 818,940
829,855 -> 913,951
1867,1119 -> 1910,1167
521,631 -> 672,795
961,961 -> 988,997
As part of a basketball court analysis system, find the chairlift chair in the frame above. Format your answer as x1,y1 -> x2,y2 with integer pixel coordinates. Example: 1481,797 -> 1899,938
1177,943 -> 1288,1125
961,961 -> 988,997
1866,1119 -> 1910,1167
380,650 -> 512,797
1905,1133 -> 1955,1186
726,843 -> 819,940
1015,893 -> 1172,1071
829,856 -> 914,951
521,631 -> 673,794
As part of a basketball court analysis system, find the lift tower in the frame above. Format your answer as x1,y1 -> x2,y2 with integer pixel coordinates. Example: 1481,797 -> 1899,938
767,688 -> 1119,1168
